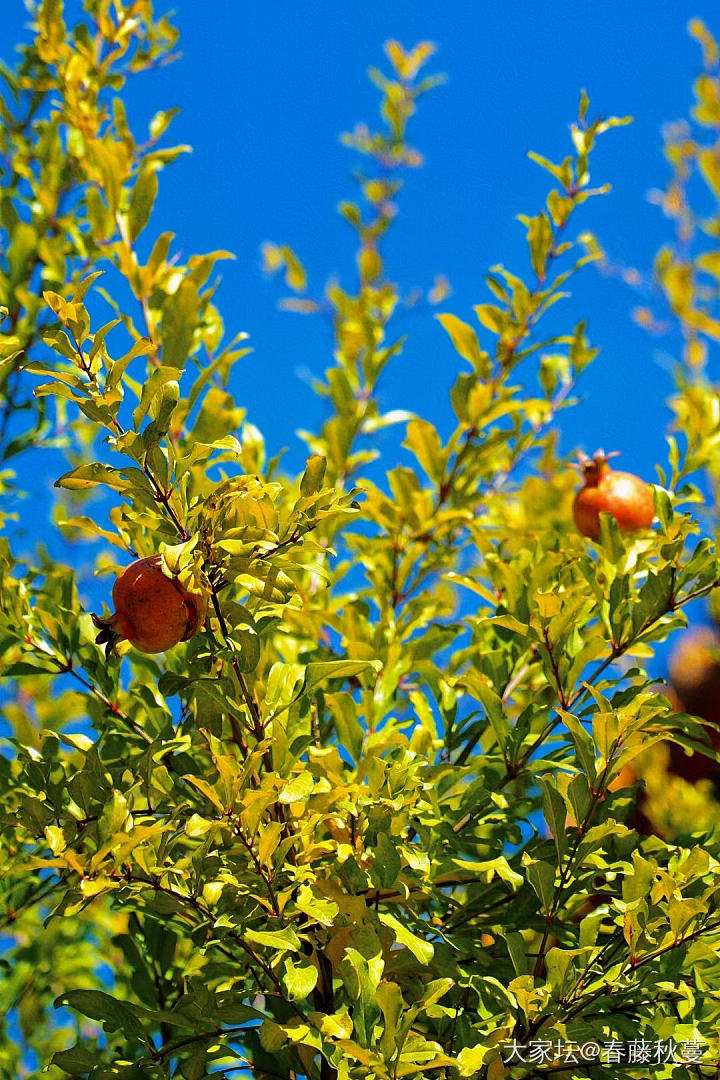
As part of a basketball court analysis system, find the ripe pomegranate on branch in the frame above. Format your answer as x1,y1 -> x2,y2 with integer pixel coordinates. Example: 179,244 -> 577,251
666,627 -> 720,783
92,556 -> 207,656
573,448 -> 655,540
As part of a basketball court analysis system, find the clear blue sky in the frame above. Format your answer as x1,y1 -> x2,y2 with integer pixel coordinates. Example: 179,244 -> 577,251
3,4 -> 718,635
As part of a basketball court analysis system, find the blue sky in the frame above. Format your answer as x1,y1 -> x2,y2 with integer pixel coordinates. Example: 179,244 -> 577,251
3,4 -> 719,640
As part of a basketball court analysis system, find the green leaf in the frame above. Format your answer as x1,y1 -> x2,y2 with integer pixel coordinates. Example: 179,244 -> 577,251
463,678 -> 508,750
567,772 -> 592,824
457,1045 -> 488,1076
128,166 -> 158,242
525,210 -> 554,277
378,912 -> 433,965
654,485 -> 673,530
485,614 -> 528,636
295,884 -> 338,927
181,1048 -> 208,1080
525,859 -> 556,914
300,454 -> 327,495
435,313 -> 486,371
185,813 -> 215,838
539,776 -> 569,858
245,926 -> 302,953
259,1019 -> 288,1052
232,624 -> 261,673
278,772 -> 314,804
377,981 -> 403,1060
326,692 -> 364,762
105,336 -> 155,391
558,710 -> 597,782
527,150 -> 567,182
3,660 -> 59,677
545,946 -> 573,996
373,831 -> 401,888
161,277 -> 199,370
500,930 -> 528,976
339,948 -> 383,1048
54,462 -> 153,495
283,958 -> 319,1000
319,1011 -> 353,1039
143,379 -> 180,448
51,1045 -> 99,1074
303,660 -> 379,694
403,418 -> 446,484
622,851 -> 657,905
133,365 -> 180,428
474,303 -> 506,334
149,107 -> 180,139
88,317 -> 121,362
55,990 -> 148,1043
451,856 -> 522,891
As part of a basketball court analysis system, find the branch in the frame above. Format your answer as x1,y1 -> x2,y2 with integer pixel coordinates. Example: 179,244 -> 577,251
0,873 -> 66,932
532,746 -> 618,979
49,653 -> 152,744
514,573 -> 720,776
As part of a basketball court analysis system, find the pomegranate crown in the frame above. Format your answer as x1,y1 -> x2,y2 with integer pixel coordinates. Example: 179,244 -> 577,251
91,611 -> 123,659
574,448 -> 620,479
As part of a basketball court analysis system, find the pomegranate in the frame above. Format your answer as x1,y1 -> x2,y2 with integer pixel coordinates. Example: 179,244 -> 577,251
595,630 -> 720,842
666,627 -> 720,783
92,555 -> 207,656
573,449 -> 654,540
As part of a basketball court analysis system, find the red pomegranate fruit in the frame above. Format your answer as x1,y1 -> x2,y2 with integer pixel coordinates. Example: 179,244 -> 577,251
573,449 -> 655,540
666,627 -> 720,783
92,555 -> 207,656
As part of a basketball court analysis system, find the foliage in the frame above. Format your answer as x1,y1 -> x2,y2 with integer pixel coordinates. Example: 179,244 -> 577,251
2,6 -> 720,1080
